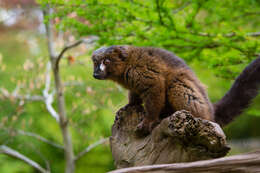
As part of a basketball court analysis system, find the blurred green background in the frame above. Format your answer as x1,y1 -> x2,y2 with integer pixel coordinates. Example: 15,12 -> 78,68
0,0 -> 260,173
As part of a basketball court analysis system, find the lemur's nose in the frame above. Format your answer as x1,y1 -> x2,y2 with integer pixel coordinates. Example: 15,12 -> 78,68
93,73 -> 100,78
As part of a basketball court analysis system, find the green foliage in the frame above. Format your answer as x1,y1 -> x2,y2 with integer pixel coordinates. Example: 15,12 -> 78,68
38,0 -> 260,79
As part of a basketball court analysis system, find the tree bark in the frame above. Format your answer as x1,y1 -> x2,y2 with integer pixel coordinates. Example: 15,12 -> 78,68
110,105 -> 230,169
109,150 -> 260,173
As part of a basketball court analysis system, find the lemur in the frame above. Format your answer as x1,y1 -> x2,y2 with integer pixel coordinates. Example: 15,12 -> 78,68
91,45 -> 260,135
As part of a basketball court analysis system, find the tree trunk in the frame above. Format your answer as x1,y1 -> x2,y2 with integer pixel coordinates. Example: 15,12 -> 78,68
43,5 -> 75,173
110,105 -> 230,169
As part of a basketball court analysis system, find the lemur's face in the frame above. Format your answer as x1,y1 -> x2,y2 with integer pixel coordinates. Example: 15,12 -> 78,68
91,46 -> 128,80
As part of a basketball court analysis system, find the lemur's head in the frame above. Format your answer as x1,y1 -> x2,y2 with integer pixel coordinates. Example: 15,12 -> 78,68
91,45 -> 128,80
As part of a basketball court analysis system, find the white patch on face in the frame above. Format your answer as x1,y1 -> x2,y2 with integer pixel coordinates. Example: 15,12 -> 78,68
100,62 -> 106,72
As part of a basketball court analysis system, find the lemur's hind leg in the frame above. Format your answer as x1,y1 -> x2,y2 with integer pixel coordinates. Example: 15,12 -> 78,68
168,78 -> 214,121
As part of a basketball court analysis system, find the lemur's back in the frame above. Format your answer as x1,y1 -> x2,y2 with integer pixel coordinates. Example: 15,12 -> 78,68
126,46 -> 214,120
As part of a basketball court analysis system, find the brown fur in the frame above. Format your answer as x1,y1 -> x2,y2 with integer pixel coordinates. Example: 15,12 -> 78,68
92,45 -> 214,135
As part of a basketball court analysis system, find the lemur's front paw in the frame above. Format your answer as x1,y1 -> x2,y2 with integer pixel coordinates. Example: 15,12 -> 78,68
135,119 -> 159,137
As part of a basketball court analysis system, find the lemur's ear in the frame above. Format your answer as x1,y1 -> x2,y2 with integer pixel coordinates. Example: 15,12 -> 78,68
117,46 -> 128,60
107,45 -> 128,60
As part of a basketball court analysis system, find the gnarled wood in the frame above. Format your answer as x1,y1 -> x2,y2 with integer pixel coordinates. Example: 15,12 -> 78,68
109,150 -> 260,173
110,105 -> 230,169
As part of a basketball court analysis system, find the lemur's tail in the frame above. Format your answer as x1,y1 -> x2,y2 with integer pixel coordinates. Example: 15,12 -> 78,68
214,56 -> 260,127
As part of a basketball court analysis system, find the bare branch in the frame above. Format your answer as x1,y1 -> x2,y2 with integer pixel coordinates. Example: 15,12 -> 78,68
55,39 -> 84,70
1,62 -> 60,122
1,91 -> 44,101
2,127 -> 63,149
0,87 -> 44,101
16,129 -> 63,149
43,61 -> 60,122
18,130 -> 63,149
109,151 -> 260,173
74,138 -> 109,161
0,145 -> 49,173
43,4 -> 75,173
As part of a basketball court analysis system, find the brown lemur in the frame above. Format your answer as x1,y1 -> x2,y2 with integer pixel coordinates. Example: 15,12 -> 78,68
91,45 -> 260,135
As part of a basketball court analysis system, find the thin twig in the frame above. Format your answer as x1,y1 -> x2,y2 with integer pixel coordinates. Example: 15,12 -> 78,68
0,88 -> 44,101
43,61 -> 60,122
0,145 -> 49,173
16,129 -> 63,149
2,127 -> 63,149
55,39 -> 84,70
0,62 -> 60,122
74,138 -> 109,161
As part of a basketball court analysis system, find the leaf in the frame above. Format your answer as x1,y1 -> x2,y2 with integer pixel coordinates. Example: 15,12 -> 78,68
67,55 -> 76,65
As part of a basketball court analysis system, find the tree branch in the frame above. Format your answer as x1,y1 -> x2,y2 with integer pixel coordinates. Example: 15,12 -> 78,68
0,145 -> 49,173
109,151 -> 260,173
0,85 -> 44,101
74,138 -> 109,161
43,61 -> 60,122
55,39 -> 84,71
1,62 -> 60,122
43,4 -> 75,173
3,128 -> 64,149
18,130 -> 63,149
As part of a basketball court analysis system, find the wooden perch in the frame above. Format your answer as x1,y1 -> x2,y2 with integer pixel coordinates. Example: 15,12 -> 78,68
109,150 -> 260,173
110,105 -> 230,169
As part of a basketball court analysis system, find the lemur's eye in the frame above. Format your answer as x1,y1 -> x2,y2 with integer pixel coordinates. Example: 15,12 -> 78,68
104,59 -> 111,65
93,59 -> 98,65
